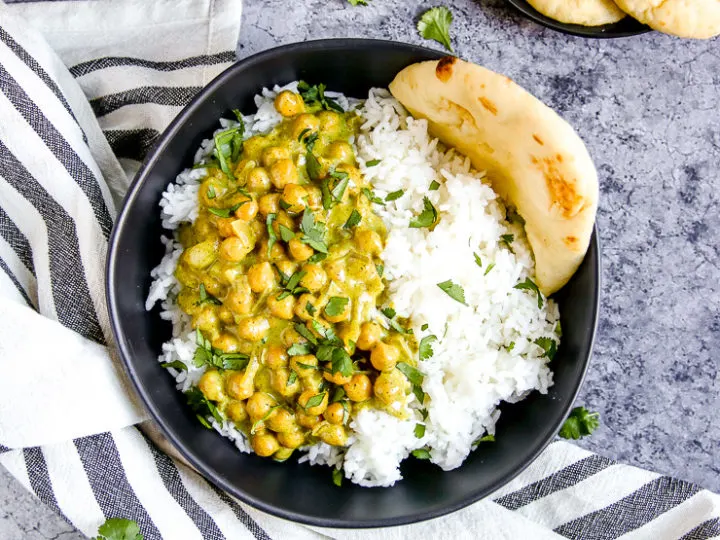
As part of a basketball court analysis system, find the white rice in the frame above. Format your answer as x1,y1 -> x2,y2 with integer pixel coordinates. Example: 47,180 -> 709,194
146,84 -> 559,487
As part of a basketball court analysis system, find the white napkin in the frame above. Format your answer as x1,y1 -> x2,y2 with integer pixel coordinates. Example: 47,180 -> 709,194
0,1 -> 718,539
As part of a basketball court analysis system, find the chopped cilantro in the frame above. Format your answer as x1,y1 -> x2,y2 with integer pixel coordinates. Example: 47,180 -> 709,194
299,209 -> 328,253
279,224 -> 295,242
412,448 -> 431,460
418,335 -> 437,361
361,187 -> 385,205
414,423 -> 426,438
343,209 -> 362,229
500,233 -> 515,253
288,342 -> 313,356
160,360 -> 187,371
297,81 -> 344,112
514,277 -> 544,308
429,180 -> 440,191
409,197 -> 438,228
474,252 -> 482,268
206,185 -> 216,199
484,262 -> 496,276
325,296 -> 349,317
375,263 -> 384,278
534,337 -> 557,360
266,213 -> 277,257
332,467 -> 343,487
93,517 -> 143,540
386,189 -> 404,202
365,159 -> 381,167
304,392 -> 327,410
472,434 -> 495,447
437,279 -> 467,305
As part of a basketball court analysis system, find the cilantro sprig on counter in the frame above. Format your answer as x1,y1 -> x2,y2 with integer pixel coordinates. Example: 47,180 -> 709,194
418,7 -> 454,52
93,518 -> 143,540
559,407 -> 600,440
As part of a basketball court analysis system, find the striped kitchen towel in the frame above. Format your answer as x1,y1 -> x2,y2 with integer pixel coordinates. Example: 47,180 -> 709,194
0,1 -> 718,539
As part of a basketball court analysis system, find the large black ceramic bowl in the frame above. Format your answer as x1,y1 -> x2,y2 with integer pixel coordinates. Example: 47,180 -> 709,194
505,0 -> 651,38
107,39 -> 600,528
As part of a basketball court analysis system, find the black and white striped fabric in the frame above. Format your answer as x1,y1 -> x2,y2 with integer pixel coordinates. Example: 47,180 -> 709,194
0,1 -> 718,539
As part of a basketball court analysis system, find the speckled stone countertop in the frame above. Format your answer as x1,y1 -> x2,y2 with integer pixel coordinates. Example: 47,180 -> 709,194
2,0 -> 718,537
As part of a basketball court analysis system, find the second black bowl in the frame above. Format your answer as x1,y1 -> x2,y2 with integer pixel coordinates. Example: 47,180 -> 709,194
504,0 -> 651,38
106,39 -> 600,527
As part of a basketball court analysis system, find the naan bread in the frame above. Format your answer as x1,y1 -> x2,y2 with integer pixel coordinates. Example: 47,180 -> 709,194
612,0 -> 720,38
527,0 -> 626,26
389,58 -> 598,296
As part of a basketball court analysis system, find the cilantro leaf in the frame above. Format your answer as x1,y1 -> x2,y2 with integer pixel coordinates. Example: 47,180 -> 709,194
197,283 -> 221,306
381,307 -> 396,319
414,423 -> 426,438
409,197 -> 438,228
361,187 -> 385,205
386,189 -> 404,202
288,342 -> 313,356
94,517 -> 143,540
500,233 -> 515,253
558,407 -> 600,440
206,185 -> 216,199
429,180 -> 440,191
505,341 -> 515,352
299,208 -> 328,253
418,335 -> 437,361
332,468 -> 343,487
417,7 -> 454,52
160,360 -> 187,371
185,387 -> 222,428
514,277 -> 544,308
331,347 -> 353,377
484,262 -> 496,275
437,279 -> 467,305
296,81 -> 343,112
472,434 -> 495,447
304,392 -> 327,410
474,252 -> 482,268
266,213 -> 277,257
365,159 -> 381,167
534,337 -> 558,360
397,362 -> 424,387
325,296 -> 349,317
279,224 -> 295,242
343,209 -> 362,229
411,448 -> 431,460
375,263 -> 384,278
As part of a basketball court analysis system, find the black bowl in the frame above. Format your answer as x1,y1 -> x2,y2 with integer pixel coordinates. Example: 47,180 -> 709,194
504,0 -> 652,38
106,39 -> 600,528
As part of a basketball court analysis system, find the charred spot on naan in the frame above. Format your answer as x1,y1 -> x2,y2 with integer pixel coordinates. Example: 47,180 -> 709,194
435,56 -> 457,82
531,155 -> 585,218
533,134 -> 545,146
478,96 -> 498,116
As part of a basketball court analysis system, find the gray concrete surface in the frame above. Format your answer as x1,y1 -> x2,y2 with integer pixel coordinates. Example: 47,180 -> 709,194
2,0 -> 718,538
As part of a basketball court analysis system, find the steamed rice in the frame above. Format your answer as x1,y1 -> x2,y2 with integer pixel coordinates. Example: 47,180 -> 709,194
146,83 -> 559,487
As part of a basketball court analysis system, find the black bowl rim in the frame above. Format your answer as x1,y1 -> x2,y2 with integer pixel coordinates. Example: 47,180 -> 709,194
106,38 -> 602,528
504,0 -> 652,38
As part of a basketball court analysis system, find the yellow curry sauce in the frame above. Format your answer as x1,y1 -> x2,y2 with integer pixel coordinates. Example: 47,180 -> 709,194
174,88 -> 417,461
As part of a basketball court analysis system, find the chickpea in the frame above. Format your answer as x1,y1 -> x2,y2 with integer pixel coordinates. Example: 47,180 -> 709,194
194,307 -> 219,340
294,293 -> 319,321
226,372 -> 253,400
324,402 -> 346,425
251,432 -> 280,457
265,345 -> 288,369
296,409 -> 320,429
302,371 -> 324,393
216,217 -> 236,238
247,261 -> 275,292
317,110 -> 342,133
271,367 -> 301,397
324,259 -> 346,282
281,183 -> 308,214
198,370 -> 224,402
212,333 -> 239,352
249,218 -> 265,240
233,158 -> 256,179
202,276 -> 223,297
344,373 -> 372,402
258,193 -> 281,216
275,258 -> 298,277
237,316 -> 270,342
324,299 -> 351,324
234,199 -> 258,221
324,365 -> 353,385
269,159 -> 299,190
357,322 -> 383,351
271,211 -> 294,237
218,307 -> 234,325
267,293 -> 296,320
274,447 -> 294,461
246,392 -> 277,421
225,358 -> 260,400
325,141 -> 354,164
266,408 -> 297,433
226,400 -> 248,423
258,238 -> 286,261
220,236 -> 252,262
246,167 -> 272,194
226,284 -> 253,316
290,354 -> 318,377
278,429 -> 306,449
230,219 -> 254,244
288,238 -> 313,262
370,342 -> 400,372
318,424 -> 348,446
261,146 -> 291,167
298,389 -> 328,416
291,113 -> 321,140
305,185 -> 322,210
274,90 -> 305,117
374,370 -> 406,405
355,229 -> 384,256
299,264 -> 327,292
201,179 -> 223,206
184,240 -> 217,269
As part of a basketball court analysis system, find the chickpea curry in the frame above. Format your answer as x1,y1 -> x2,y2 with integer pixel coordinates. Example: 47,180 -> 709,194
174,85 -> 420,461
